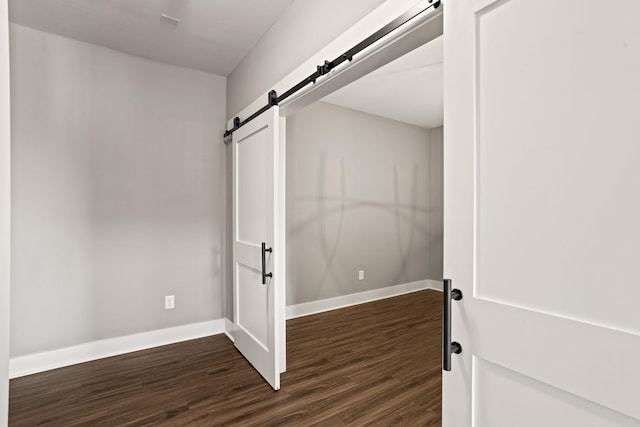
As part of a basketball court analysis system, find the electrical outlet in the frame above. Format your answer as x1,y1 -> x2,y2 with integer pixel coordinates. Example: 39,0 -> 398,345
165,295 -> 175,310
358,270 -> 365,281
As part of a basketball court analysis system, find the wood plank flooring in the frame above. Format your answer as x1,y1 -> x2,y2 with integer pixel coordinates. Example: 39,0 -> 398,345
9,289 -> 442,426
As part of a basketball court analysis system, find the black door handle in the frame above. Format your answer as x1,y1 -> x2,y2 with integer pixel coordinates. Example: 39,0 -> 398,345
261,242 -> 272,285
443,278 -> 462,371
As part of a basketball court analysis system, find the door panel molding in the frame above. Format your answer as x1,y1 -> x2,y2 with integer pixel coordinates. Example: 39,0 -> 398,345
473,357 -> 640,427
472,298 -> 640,420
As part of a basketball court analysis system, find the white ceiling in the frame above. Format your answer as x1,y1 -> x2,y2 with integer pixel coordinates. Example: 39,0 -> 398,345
8,0 -> 295,76
322,36 -> 443,129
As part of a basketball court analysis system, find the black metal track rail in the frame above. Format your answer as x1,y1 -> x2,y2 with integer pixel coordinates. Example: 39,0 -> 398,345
224,0 -> 441,143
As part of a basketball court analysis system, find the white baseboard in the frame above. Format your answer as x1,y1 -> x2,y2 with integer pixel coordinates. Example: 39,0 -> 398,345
224,318 -> 235,343
13,280 -> 442,378
9,319 -> 225,379
428,278 -> 443,291
286,279 -> 442,320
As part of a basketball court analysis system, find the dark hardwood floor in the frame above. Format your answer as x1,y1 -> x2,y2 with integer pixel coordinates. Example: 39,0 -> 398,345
9,289 -> 442,426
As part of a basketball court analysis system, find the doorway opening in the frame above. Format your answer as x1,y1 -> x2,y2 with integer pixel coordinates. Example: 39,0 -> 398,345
285,36 -> 444,310
227,1 -> 444,402
225,1 -> 445,421
281,34 -> 444,423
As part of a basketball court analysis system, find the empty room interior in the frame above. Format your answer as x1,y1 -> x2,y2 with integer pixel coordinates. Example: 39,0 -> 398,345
4,0 -> 446,425
4,0 -> 639,426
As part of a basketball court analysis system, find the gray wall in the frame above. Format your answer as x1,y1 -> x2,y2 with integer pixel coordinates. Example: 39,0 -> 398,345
226,0 -> 385,118
10,25 -> 227,357
1,0 -> 10,421
286,102 -> 442,305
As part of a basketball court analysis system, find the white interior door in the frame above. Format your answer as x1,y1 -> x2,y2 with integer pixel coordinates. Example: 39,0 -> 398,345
232,106 -> 284,390
444,0 -> 640,425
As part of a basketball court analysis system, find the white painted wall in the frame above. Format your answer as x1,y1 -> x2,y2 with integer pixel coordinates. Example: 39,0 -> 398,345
9,24 -> 227,357
286,102 -> 443,305
0,0 -> 10,422
226,0 -> 386,118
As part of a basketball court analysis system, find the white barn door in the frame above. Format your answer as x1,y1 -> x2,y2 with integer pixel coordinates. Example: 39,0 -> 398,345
444,0 -> 640,425
232,107 -> 285,390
